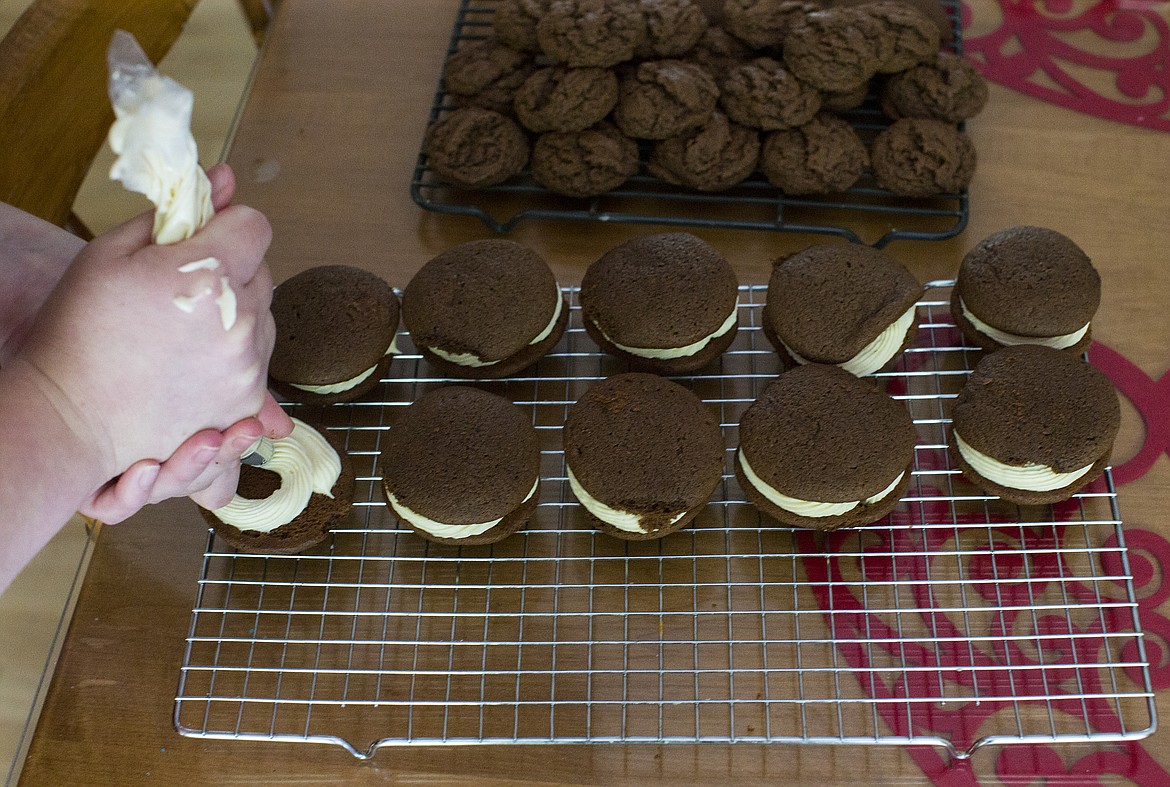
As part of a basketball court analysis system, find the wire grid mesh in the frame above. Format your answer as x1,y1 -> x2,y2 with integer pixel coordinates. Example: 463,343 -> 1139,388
175,283 -> 1155,760
409,0 -> 969,247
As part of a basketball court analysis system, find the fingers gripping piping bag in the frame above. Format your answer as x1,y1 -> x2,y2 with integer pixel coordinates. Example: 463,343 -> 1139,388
104,32 -> 285,470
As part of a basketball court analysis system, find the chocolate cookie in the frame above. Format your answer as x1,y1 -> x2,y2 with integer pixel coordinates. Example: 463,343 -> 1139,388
763,243 -> 920,375
820,81 -> 870,111
493,0 -> 552,52
382,387 -> 541,545
736,364 -> 914,529
613,59 -> 720,140
881,52 -> 989,123
513,66 -> 619,133
949,345 -> 1120,505
952,226 -> 1100,354
637,0 -> 710,58
530,122 -> 640,197
402,239 -> 568,378
202,419 -> 355,555
870,117 -> 975,196
424,107 -> 529,188
719,57 -> 822,131
760,112 -> 867,194
860,0 -> 940,72
723,0 -> 821,49
564,373 -> 724,540
648,111 -> 760,191
537,0 -> 648,67
833,0 -> 953,44
443,39 -> 535,115
268,265 -> 399,405
783,7 -> 891,92
686,24 -> 754,81
581,232 -> 740,373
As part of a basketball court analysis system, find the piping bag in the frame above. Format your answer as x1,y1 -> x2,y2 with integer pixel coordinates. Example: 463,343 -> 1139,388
106,30 -> 272,466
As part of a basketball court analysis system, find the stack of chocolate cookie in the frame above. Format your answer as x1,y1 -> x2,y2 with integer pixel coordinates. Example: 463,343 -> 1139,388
424,0 -> 987,198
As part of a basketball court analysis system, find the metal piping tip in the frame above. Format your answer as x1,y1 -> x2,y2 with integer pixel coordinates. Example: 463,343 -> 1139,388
240,436 -> 275,467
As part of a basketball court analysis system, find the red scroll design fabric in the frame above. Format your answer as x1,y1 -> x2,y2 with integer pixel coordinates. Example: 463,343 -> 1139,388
963,0 -> 1170,131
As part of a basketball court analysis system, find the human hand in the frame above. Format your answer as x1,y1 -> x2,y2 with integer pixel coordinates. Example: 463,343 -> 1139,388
13,169 -> 280,489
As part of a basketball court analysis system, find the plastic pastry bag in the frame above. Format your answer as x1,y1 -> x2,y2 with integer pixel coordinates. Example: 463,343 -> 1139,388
106,29 -> 213,244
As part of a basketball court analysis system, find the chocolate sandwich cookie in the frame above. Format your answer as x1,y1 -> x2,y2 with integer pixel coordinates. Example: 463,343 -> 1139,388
382,387 -> 541,545
870,117 -> 976,197
637,0 -> 710,58
493,0 -> 552,53
783,7 -> 892,92
202,419 -> 355,554
881,52 -> 989,123
613,59 -> 720,140
580,232 -> 740,373
424,107 -> 529,188
564,373 -> 724,540
760,112 -> 868,194
951,226 -> 1100,354
949,345 -> 1120,505
402,239 -> 568,378
763,244 -> 920,375
537,0 -> 648,68
719,57 -> 822,131
735,364 -> 914,529
268,265 -> 399,405
647,111 -> 760,191
513,66 -> 619,134
531,123 -> 641,197
443,39 -> 535,115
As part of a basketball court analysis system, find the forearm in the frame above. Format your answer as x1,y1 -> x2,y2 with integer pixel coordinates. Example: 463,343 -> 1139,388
0,358 -> 108,595
0,203 -> 85,362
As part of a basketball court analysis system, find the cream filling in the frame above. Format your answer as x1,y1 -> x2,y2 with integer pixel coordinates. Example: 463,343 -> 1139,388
107,31 -> 214,245
784,304 -> 917,377
566,464 -> 687,533
738,448 -> 904,518
428,287 -> 564,368
213,418 -> 342,533
953,430 -> 1094,492
290,339 -> 397,395
959,297 -> 1089,350
596,299 -> 739,361
386,477 -> 539,539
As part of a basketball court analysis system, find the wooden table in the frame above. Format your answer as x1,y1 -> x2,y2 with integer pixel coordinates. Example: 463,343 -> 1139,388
19,1 -> 1170,783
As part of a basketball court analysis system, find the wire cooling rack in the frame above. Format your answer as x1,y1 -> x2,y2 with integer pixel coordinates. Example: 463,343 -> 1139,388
410,0 -> 969,247
175,283 -> 1155,760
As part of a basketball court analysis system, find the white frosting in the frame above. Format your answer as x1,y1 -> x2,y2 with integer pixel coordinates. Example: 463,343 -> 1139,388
566,464 -> 687,534
387,478 -> 539,539
290,341 -> 396,394
783,304 -> 917,377
953,430 -> 1094,492
738,448 -> 904,518
106,31 -> 213,245
213,418 -> 343,533
178,256 -> 220,273
959,297 -> 1089,350
596,299 -> 739,360
215,275 -> 237,330
427,286 -> 564,368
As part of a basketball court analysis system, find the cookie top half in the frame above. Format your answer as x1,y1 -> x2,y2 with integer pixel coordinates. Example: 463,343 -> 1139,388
765,244 -> 920,363
738,364 -> 915,502
382,387 -> 541,523
403,239 -> 561,363
563,373 -> 724,514
950,345 -> 1120,473
956,226 -> 1100,337
580,232 -> 738,349
268,265 -> 399,386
